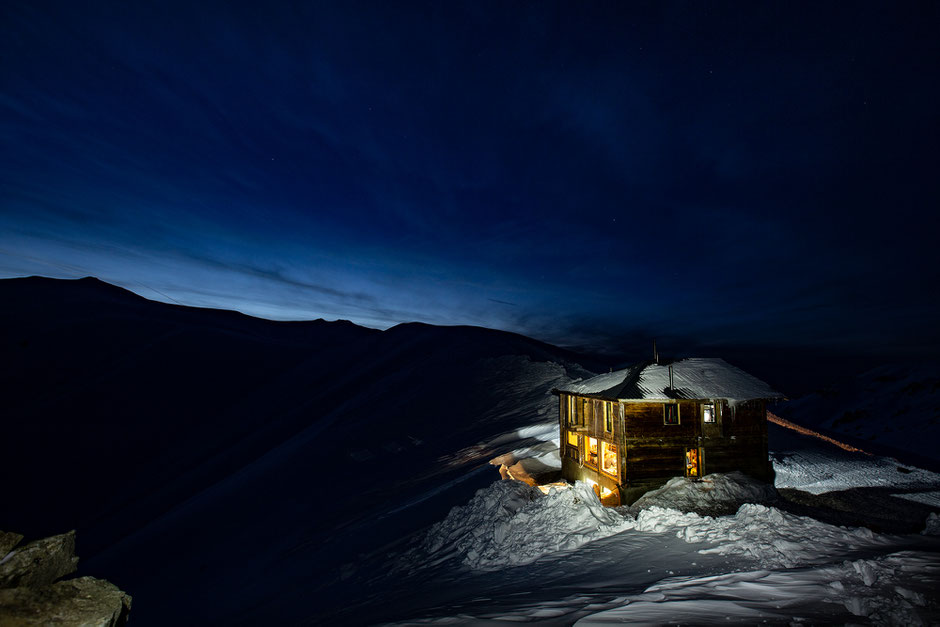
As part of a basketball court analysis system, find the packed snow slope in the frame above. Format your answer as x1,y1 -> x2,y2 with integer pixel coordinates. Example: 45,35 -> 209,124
774,361 -> 940,469
333,431 -> 940,625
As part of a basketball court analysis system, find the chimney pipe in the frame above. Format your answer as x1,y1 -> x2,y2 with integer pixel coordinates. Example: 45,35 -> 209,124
653,339 -> 659,364
668,364 -> 674,391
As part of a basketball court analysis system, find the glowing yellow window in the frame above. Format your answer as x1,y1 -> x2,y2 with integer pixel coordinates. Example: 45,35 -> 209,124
567,431 -> 579,446
601,441 -> 618,476
586,437 -> 598,466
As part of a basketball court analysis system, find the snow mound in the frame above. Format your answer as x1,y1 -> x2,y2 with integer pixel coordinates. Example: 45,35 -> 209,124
630,471 -> 777,516
633,503 -> 892,568
402,474 -> 900,575
576,551 -> 940,626
410,480 -> 631,571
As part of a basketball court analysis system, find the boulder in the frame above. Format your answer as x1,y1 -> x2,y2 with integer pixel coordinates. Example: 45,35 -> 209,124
0,531 -> 78,589
0,530 -> 24,557
0,576 -> 132,626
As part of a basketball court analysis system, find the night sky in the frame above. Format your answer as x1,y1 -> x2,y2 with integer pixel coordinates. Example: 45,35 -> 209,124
2,1 -> 938,356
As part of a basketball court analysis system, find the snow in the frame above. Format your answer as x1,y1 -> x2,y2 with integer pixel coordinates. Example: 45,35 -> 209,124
383,469 -> 940,625
400,468 -> 909,576
575,551 -> 940,625
633,503 -> 894,569
772,437 -> 940,495
559,366 -> 638,395
895,491 -> 940,508
630,471 -> 777,516
401,481 -> 632,571
559,358 -> 783,404
774,361 -> 940,464
371,415 -> 940,625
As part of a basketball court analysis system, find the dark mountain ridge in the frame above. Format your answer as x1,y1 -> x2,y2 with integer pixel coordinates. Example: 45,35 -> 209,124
0,276 -> 597,624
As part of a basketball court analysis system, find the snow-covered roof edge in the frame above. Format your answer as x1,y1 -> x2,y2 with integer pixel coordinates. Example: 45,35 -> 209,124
555,358 -> 783,403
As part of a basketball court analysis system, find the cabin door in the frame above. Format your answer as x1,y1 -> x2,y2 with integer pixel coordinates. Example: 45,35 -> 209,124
685,447 -> 701,477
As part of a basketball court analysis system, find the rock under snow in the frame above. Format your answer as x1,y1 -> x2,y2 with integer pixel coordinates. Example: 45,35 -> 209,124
629,471 -> 778,517
924,512 -> 940,536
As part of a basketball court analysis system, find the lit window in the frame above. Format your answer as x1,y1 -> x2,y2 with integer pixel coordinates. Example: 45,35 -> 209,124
586,437 -> 598,466
703,403 -> 715,423
686,447 -> 700,477
567,431 -> 579,446
601,441 -> 618,476
664,404 -> 679,425
604,402 -> 613,432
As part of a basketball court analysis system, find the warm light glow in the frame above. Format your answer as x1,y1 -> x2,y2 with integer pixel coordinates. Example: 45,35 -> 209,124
567,430 -> 579,446
537,482 -> 570,495
601,441 -> 617,475
686,447 -> 700,477
586,437 -> 598,466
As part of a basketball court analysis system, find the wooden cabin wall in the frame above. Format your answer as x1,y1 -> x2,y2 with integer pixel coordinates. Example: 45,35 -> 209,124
620,399 -> 772,503
620,401 -> 697,502
558,393 -> 623,504
701,400 -> 772,481
559,394 -> 773,506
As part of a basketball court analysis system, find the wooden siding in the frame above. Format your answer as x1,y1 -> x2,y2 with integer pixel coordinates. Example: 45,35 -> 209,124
558,392 -> 772,505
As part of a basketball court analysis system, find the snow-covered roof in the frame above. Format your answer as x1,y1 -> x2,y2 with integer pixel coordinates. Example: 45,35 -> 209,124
556,358 -> 783,403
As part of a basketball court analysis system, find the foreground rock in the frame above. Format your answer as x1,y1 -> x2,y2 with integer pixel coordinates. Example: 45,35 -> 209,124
0,531 -> 24,557
0,531 -> 79,588
0,577 -> 132,626
0,530 -> 131,626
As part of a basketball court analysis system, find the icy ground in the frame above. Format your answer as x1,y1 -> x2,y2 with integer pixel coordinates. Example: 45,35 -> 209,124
334,423 -> 940,625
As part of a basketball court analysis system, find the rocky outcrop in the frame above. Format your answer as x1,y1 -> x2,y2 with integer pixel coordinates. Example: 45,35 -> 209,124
0,530 -> 131,626
0,531 -> 79,589
0,531 -> 23,557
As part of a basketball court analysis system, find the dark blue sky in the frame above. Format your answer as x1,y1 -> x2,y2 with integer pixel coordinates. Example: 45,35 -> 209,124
2,1 -> 938,355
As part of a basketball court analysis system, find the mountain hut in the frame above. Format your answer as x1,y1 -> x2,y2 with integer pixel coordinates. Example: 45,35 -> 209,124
552,358 -> 784,506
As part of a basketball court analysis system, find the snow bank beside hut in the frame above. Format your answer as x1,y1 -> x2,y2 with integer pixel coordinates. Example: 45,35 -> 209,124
630,471 -> 778,516
408,480 -> 631,571
404,472 -> 899,574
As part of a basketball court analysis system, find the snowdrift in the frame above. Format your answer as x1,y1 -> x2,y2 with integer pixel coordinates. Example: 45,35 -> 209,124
404,480 -> 631,571
404,472 -> 896,573
629,471 -> 778,516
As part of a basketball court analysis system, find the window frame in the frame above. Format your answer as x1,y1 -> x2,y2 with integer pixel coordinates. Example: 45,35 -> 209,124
703,403 -> 716,424
663,403 -> 680,425
585,436 -> 599,467
600,440 -> 618,477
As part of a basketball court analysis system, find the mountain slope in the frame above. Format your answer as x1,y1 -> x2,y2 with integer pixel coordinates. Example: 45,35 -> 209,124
774,362 -> 940,469
0,276 -> 594,624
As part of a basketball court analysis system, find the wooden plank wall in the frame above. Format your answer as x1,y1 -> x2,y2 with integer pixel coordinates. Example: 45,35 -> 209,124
560,394 -> 772,505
